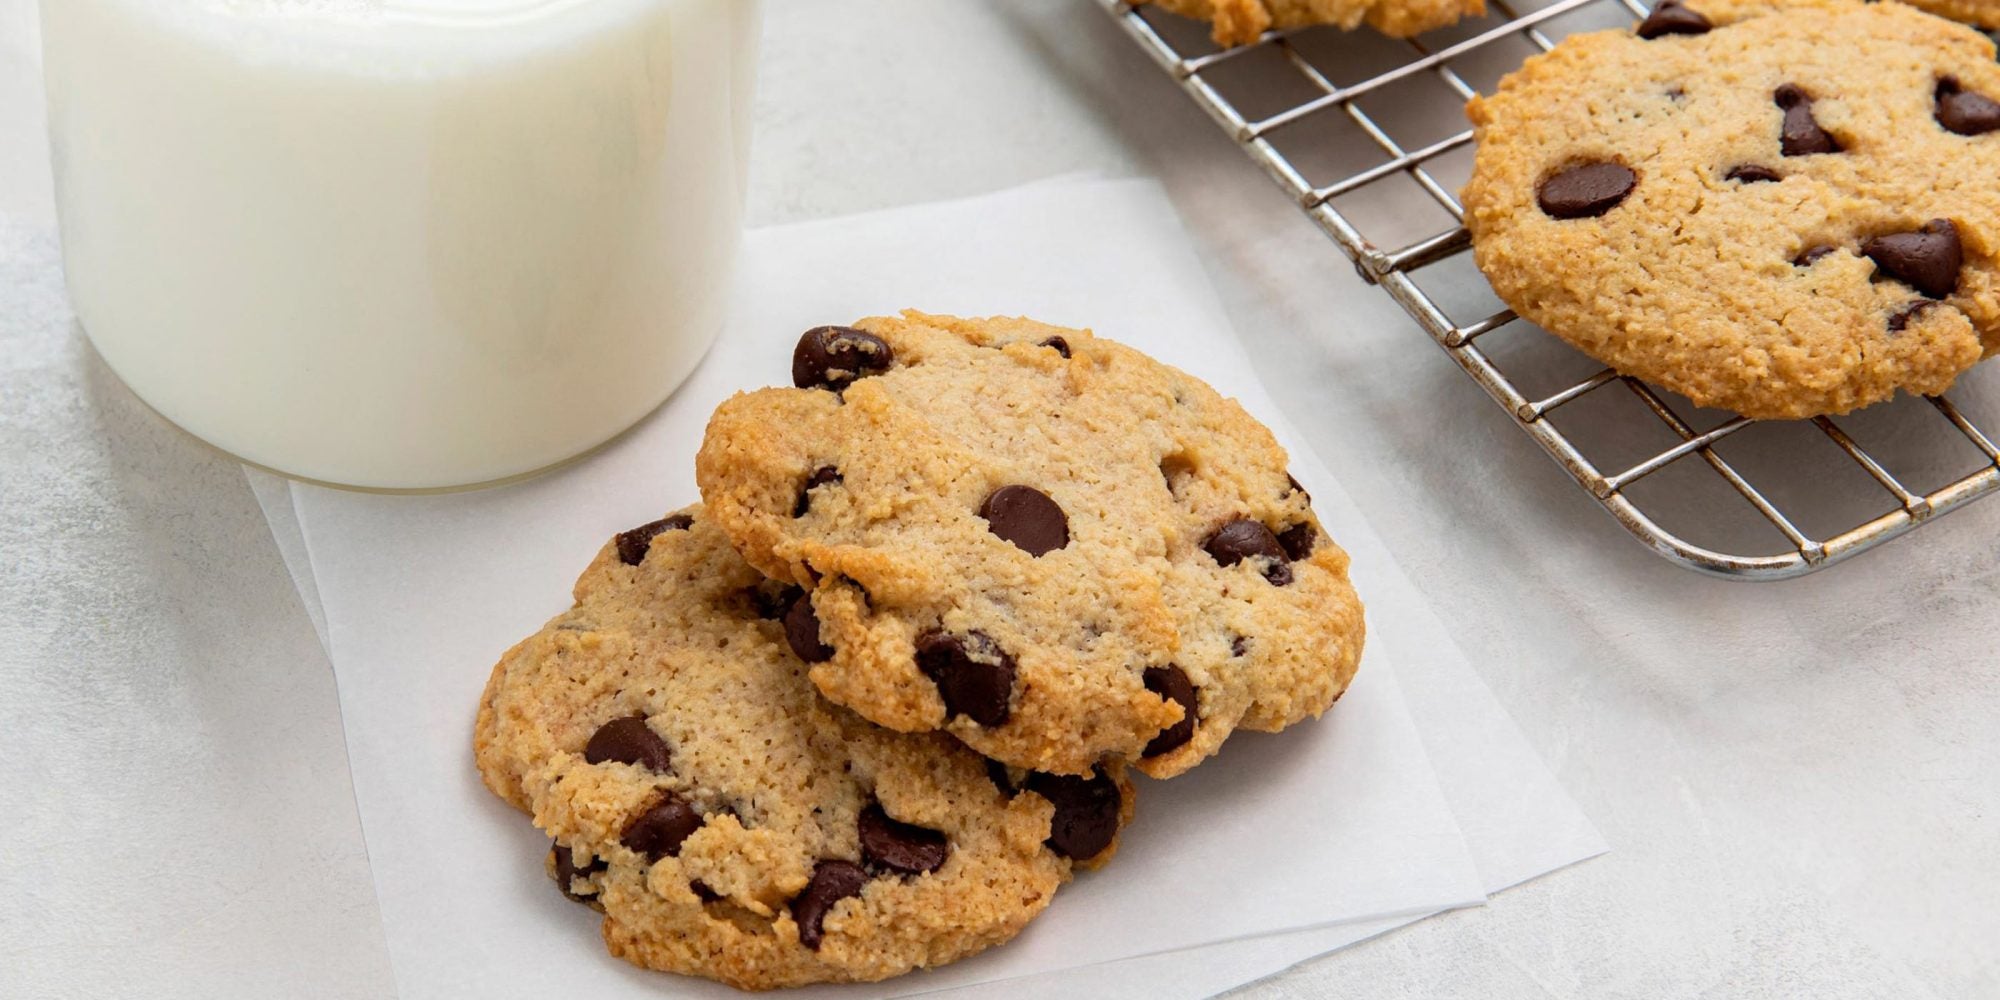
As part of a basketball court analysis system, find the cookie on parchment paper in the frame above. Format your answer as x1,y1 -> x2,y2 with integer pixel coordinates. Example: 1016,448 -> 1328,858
474,508 -> 1133,990
695,312 -> 1365,780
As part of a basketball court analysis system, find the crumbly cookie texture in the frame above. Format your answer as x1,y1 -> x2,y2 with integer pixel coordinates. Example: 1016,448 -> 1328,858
695,312 -> 1365,779
1143,0 -> 1484,46
474,509 -> 1134,991
1462,0 -> 2000,420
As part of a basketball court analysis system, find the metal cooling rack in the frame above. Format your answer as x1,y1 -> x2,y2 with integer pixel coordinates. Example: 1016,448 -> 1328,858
1102,0 -> 2000,580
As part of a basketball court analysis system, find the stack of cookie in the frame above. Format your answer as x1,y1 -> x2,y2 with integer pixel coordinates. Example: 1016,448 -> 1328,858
474,312 -> 1367,990
1463,0 -> 2000,419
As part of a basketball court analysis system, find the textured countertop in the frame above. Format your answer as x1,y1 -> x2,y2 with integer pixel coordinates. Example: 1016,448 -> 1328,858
4,2 -> 1997,998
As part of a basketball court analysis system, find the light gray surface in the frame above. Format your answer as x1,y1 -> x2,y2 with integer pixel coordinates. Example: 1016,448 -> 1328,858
3,2 -> 1996,998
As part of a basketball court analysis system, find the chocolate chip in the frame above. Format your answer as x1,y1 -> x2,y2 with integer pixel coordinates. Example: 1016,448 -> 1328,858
1205,519 -> 1294,586
752,584 -> 803,621
784,592 -> 833,663
1025,771 -> 1122,861
1041,336 -> 1072,358
614,514 -> 692,565
1285,473 -> 1310,501
916,630 -> 1016,726
858,804 -> 950,875
691,880 -> 721,903
1536,161 -> 1636,219
790,860 -> 869,950
583,716 -> 672,772
1277,522 -> 1318,561
1776,85 -> 1841,156
1862,219 -> 1962,299
1205,519 -> 1284,565
621,792 -> 704,860
979,485 -> 1069,556
1794,244 -> 1838,267
1888,300 -> 1935,333
1230,635 -> 1250,657
1726,165 -> 1781,183
1635,0 -> 1710,38
1141,665 -> 1199,758
794,466 -> 842,518
1937,77 -> 2000,137
985,759 -> 1018,797
552,842 -> 606,902
793,326 -> 893,391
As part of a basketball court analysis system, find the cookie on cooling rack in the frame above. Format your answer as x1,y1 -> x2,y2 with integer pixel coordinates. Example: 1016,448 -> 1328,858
474,508 -> 1133,991
1142,0 -> 1485,46
1682,0 -> 2000,38
1461,0 -> 2000,420
694,311 -> 1365,780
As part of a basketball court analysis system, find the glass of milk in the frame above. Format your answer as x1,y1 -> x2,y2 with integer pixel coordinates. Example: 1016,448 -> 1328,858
39,0 -> 760,490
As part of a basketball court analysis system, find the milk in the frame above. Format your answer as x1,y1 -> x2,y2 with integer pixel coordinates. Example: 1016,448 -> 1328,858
40,0 -> 760,489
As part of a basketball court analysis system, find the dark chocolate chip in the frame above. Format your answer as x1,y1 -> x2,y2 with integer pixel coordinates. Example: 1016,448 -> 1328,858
1205,519 -> 1285,565
783,592 -> 834,663
1230,635 -> 1250,657
1205,519 -> 1294,586
1141,665 -> 1199,758
1285,472 -> 1310,501
1536,161 -> 1636,220
753,584 -> 804,621
691,880 -> 721,903
858,804 -> 950,875
916,630 -> 1016,727
1725,165 -> 1781,183
1025,771 -> 1122,861
1635,0 -> 1711,39
1862,219 -> 1963,299
1794,244 -> 1838,267
1041,336 -> 1072,358
1888,300 -> 1936,333
793,326 -> 894,391
985,759 -> 1018,797
1277,522 -> 1318,561
1937,77 -> 2000,137
615,514 -> 693,566
621,792 -> 704,860
794,466 -> 843,518
1776,85 -> 1841,156
552,842 -> 606,902
979,485 -> 1069,556
790,860 -> 869,950
583,716 -> 672,773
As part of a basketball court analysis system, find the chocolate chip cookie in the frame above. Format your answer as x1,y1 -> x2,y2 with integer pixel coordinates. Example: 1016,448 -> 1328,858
695,312 -> 1366,779
1906,0 -> 2000,30
1462,0 -> 2000,420
474,508 -> 1133,990
1141,0 -> 1485,46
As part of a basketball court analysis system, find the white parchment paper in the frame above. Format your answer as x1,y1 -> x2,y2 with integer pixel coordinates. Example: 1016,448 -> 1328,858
251,178 -> 1602,999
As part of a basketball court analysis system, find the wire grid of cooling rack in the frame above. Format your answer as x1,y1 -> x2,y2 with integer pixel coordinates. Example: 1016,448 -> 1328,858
1102,0 -> 2000,580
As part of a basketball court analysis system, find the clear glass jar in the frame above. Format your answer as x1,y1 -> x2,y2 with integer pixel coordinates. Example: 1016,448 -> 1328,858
40,0 -> 761,489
